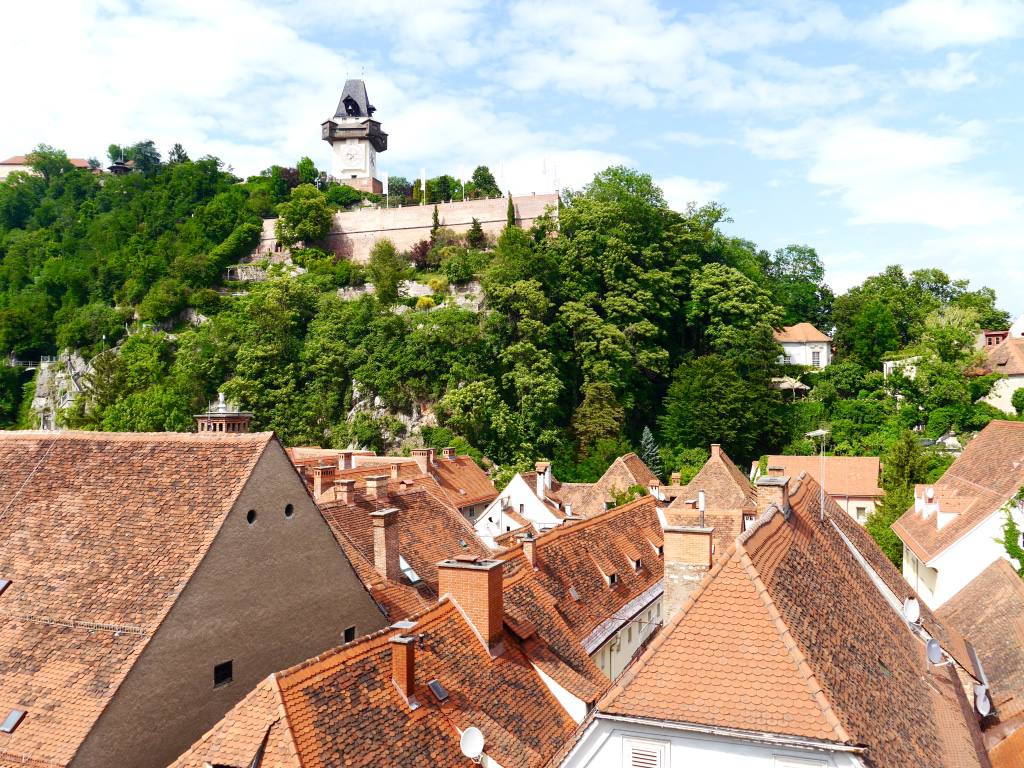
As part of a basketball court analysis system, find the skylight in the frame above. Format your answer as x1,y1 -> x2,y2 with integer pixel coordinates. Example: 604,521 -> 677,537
0,579 -> 10,597
427,679 -> 449,703
399,555 -> 422,585
0,710 -> 25,734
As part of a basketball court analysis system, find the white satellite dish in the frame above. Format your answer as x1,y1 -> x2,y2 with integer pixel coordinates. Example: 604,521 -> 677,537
903,597 -> 921,624
460,726 -> 485,762
976,688 -> 992,717
926,639 -> 944,665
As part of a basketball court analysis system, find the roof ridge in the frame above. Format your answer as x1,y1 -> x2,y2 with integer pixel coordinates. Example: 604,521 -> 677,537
734,543 -> 852,744
268,673 -> 305,767
597,542 -> 739,711
534,495 -> 656,545
0,429 -> 275,442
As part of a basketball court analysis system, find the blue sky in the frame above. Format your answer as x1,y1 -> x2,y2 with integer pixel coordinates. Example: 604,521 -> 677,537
4,0 -> 1023,313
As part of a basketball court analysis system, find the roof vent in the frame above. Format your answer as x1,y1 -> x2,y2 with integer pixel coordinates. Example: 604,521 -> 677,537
0,709 -> 25,734
427,679 -> 449,703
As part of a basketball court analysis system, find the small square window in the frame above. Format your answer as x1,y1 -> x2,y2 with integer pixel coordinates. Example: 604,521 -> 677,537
213,660 -> 233,687
633,559 -> 642,572
608,573 -> 618,587
0,710 -> 25,734
344,626 -> 356,643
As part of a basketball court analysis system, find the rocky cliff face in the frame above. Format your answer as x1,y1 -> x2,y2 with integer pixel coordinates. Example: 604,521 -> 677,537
30,352 -> 89,430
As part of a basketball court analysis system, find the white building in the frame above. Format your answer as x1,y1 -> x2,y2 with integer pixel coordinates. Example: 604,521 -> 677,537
773,323 -> 832,368
475,463 -> 565,547
320,79 -> 387,194
893,420 -> 1024,608
980,338 -> 1024,414
561,471 -> 990,768
882,355 -> 920,380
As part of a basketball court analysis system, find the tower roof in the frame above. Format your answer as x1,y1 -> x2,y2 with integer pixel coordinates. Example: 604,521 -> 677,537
333,79 -> 375,119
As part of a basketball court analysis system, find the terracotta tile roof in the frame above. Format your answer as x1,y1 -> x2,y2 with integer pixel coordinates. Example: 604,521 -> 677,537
430,455 -> 499,508
601,473 -> 989,768
991,726 -> 1024,768
666,446 -> 756,553
172,599 -> 581,768
938,559 -> 1024,724
0,430 -> 274,767
318,483 -> 490,620
0,156 -> 90,169
773,322 -> 831,343
499,497 -> 664,688
542,454 -> 660,519
984,338 -> 1024,377
759,455 -> 883,498
893,420 -> 1024,562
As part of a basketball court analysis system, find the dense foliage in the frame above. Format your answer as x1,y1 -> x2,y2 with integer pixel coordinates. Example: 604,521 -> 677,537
1,149 -> 1017,519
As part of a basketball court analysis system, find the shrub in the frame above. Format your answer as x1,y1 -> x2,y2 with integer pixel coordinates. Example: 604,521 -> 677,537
1013,387 -> 1024,417
427,275 -> 449,294
416,296 -> 436,310
407,239 -> 431,269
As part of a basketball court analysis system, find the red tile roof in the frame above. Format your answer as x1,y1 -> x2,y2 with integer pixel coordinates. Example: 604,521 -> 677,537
538,453 -> 660,519
318,482 -> 490,620
170,599 -> 581,768
773,322 -> 831,343
0,430 -> 274,767
894,420 -> 1024,562
938,559 -> 1024,725
759,455 -> 883,498
984,338 -> 1024,377
0,155 -> 90,169
601,473 -> 989,768
431,454 -> 499,508
991,726 -> 1024,768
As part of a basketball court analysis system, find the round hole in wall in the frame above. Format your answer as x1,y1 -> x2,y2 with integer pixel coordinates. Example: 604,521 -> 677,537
246,509 -> 257,526
284,503 -> 295,519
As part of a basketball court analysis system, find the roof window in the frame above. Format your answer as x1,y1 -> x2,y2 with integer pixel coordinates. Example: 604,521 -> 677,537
427,679 -> 449,703
399,555 -> 422,585
568,586 -> 580,601
0,579 -> 10,597
213,660 -> 233,688
0,710 -> 25,734
656,545 -> 664,557
607,572 -> 619,587
633,559 -> 642,572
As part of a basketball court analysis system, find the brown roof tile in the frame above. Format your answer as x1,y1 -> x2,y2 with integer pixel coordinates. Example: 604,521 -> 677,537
601,472 -> 989,768
773,322 -> 831,342
894,420 -> 1024,562
759,455 -> 883,498
991,726 -> 1024,768
938,559 -> 1024,724
666,446 -> 756,553
984,338 -> 1024,377
0,430 -> 273,767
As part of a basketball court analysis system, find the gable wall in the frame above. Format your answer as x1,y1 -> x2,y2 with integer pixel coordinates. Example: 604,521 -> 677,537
73,441 -> 386,768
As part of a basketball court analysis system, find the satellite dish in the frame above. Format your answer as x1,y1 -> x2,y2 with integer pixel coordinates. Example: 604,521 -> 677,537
460,727 -> 485,761
926,639 -> 944,665
976,688 -> 992,717
903,597 -> 921,624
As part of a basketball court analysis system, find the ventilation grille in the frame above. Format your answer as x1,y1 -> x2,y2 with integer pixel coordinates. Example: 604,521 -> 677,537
629,745 -> 660,768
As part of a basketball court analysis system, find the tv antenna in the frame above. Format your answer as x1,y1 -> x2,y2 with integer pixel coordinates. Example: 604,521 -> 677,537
460,726 -> 485,763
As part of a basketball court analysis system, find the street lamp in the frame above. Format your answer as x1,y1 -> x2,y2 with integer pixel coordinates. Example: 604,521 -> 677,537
805,429 -> 830,521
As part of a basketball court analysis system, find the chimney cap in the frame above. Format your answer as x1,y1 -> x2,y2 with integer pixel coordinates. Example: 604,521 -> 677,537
390,633 -> 416,646
370,507 -> 400,521
756,475 -> 790,488
663,524 -> 715,534
438,556 -> 503,571
366,474 -> 389,481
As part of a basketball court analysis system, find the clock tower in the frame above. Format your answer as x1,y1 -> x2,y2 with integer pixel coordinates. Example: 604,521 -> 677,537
321,79 -> 388,194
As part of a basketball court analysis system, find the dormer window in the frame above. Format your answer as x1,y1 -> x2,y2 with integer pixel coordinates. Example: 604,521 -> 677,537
633,559 -> 642,572
607,572 -> 619,587
657,545 -> 664,557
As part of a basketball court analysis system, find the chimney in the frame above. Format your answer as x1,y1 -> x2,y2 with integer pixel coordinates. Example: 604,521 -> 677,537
366,474 -> 389,499
437,556 -> 504,653
411,448 -> 431,474
522,533 -> 538,569
390,462 -> 401,480
339,450 -> 354,471
371,508 -> 401,581
336,478 -> 355,504
710,443 -> 721,459
697,489 -> 706,527
662,523 -> 714,620
312,464 -> 336,497
670,471 -> 681,485
920,486 -> 939,519
535,461 -> 551,500
390,635 -> 418,707
442,447 -> 456,460
767,465 -> 785,477
756,475 -> 790,515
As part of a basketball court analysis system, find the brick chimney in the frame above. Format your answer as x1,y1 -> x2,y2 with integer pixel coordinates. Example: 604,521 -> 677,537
710,443 -> 721,459
312,464 -> 336,497
339,450 -> 354,471
756,475 -> 790,515
390,462 -> 401,480
411,448 -> 433,474
662,524 -> 714,620
366,474 -> 389,499
441,447 -> 456,460
670,471 -> 681,485
336,479 -> 355,504
371,508 -> 401,581
390,635 -> 419,708
521,532 -> 538,569
437,556 -> 504,653
767,465 -> 785,477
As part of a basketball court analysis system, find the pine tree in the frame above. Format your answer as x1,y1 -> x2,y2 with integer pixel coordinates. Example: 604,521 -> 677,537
639,426 -> 663,479
431,205 -> 440,238
506,194 -> 515,229
467,217 -> 486,249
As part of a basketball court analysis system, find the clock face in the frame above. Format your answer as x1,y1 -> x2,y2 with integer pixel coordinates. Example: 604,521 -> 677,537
342,144 -> 362,165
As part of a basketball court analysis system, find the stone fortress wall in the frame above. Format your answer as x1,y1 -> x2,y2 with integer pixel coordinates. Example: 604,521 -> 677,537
254,192 -> 559,264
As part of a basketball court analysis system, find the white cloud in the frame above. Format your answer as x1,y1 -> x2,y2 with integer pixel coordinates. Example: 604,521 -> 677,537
662,131 -> 726,147
863,0 -> 1024,49
657,176 -> 727,211
904,52 -> 980,90
746,117 -> 1023,229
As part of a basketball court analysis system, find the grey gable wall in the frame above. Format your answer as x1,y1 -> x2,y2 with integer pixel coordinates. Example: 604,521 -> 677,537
73,439 -> 386,768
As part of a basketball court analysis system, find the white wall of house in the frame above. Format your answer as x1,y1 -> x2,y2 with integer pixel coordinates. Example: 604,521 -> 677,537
830,496 -> 878,524
475,473 -> 562,547
982,375 -> 1024,414
560,715 -> 864,768
882,356 -> 920,380
780,341 -> 831,368
903,502 -> 1024,609
591,597 -> 662,681
1009,314 -> 1024,338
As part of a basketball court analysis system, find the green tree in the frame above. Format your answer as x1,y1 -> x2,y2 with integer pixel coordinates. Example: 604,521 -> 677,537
1002,488 -> 1024,576
275,184 -> 333,247
431,204 -> 440,237
866,431 -> 931,565
471,165 -> 501,198
506,195 -> 515,228
467,217 -> 487,249
26,144 -> 73,182
1012,388 -> 1024,417
766,245 -> 833,328
167,143 -> 190,164
297,156 -> 318,185
687,263 -> 782,351
848,300 -> 900,369
639,426 -> 663,479
366,239 -> 409,303
571,381 -> 624,452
